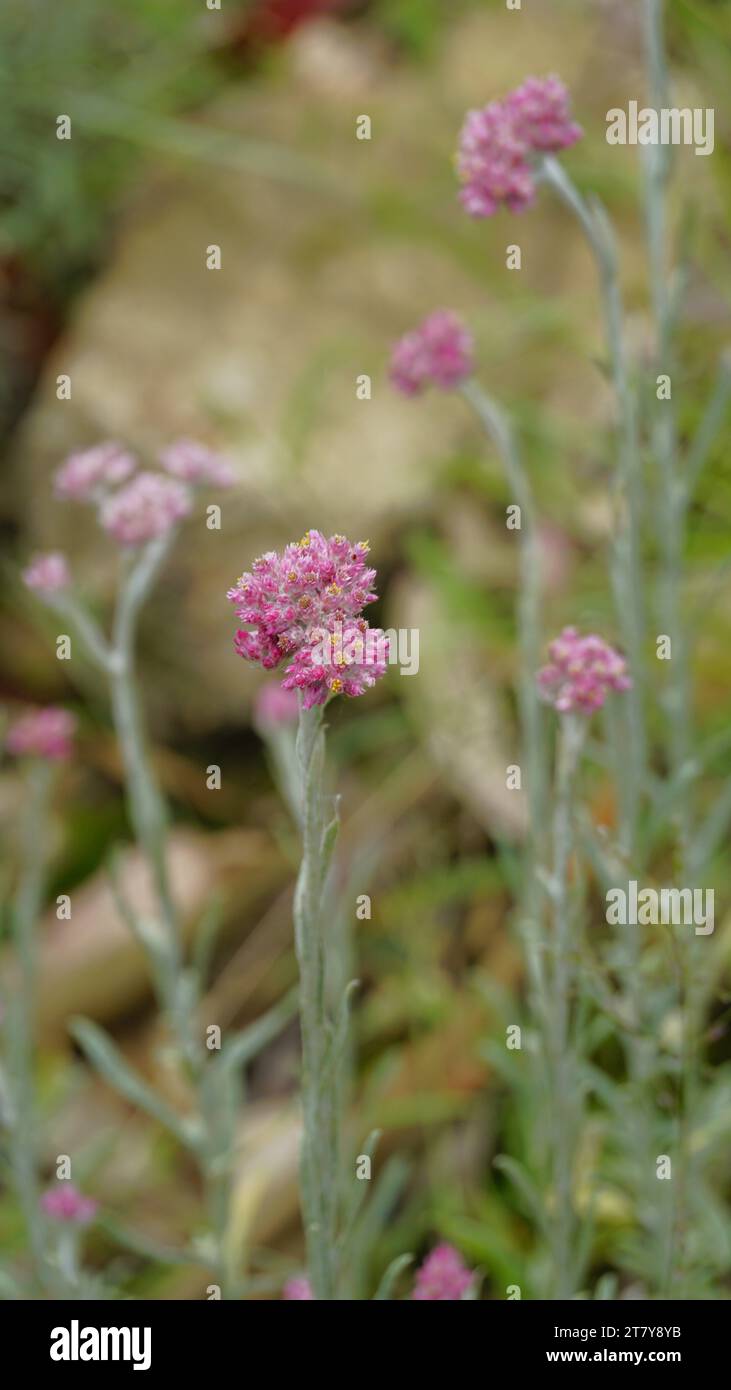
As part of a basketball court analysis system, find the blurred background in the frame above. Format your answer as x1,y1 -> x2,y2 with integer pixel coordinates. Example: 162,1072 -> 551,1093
1,0 -> 730,1297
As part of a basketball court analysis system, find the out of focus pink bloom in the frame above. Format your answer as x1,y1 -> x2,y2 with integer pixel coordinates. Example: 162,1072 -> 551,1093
282,1277 -> 313,1300
253,682 -> 300,730
99,471 -> 192,546
457,103 -> 536,216
22,552 -> 70,595
55,442 -> 136,501
390,311 -> 474,396
505,76 -> 582,153
228,531 -> 388,707
457,76 -> 581,219
6,707 -> 76,761
412,1243 -> 474,1301
537,626 -> 631,714
41,1183 -> 98,1226
159,439 -> 235,488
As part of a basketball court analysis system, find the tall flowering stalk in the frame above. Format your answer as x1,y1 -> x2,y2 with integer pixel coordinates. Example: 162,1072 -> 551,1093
228,531 -> 389,1298
389,318 -> 543,811
537,630 -> 631,1296
448,44 -> 730,1297
388,48 -> 731,1297
22,439 -> 296,1297
457,75 -> 646,851
24,441 -> 227,1017
451,70 -> 653,1295
1,708 -> 75,1293
390,314 -> 547,1050
638,0 -> 730,1293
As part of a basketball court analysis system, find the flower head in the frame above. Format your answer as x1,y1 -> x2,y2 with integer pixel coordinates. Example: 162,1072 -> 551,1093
457,75 -> 581,219
22,552 -> 70,595
457,102 -> 536,217
99,471 -> 192,546
253,682 -> 300,731
159,438 -> 235,488
6,707 -> 76,761
229,532 -> 385,688
412,1243 -> 474,1301
390,310 -> 474,396
228,532 -> 388,707
537,627 -> 631,714
55,442 -> 136,501
506,76 -> 582,154
280,618 -> 390,710
282,1276 -> 313,1300
41,1183 -> 98,1226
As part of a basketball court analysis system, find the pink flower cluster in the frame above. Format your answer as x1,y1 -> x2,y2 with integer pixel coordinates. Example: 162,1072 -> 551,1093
6,707 -> 76,761
457,75 -> 582,218
22,552 -> 70,594
159,438 -> 235,487
281,1243 -> 473,1300
228,531 -> 389,709
41,1183 -> 98,1226
389,310 -> 474,396
47,437 -> 233,549
537,627 -> 631,714
282,1277 -> 313,1300
99,471 -> 192,546
412,1243 -> 474,1301
54,442 -> 136,501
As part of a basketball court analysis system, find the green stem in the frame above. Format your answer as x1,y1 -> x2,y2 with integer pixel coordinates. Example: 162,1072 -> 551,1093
460,379 -> 545,834
641,0 -> 697,1296
5,760 -> 54,1291
641,0 -> 691,868
541,155 -> 645,853
460,379 -> 549,1031
31,531 -> 246,1296
547,714 -> 585,1298
110,535 -> 179,957
50,591 -> 114,673
293,702 -> 338,1299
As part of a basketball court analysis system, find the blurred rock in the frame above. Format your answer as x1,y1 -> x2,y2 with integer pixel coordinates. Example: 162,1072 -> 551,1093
0,827 -> 286,1042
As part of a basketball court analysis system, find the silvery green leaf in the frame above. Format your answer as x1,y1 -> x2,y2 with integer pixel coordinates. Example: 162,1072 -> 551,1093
373,1253 -> 413,1301
219,987 -> 299,1075
492,1155 -> 547,1232
70,1016 -> 195,1150
324,979 -> 359,1085
341,1128 -> 382,1239
319,798 -> 341,875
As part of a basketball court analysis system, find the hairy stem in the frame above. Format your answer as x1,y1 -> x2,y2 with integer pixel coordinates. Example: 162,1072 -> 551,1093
547,714 -> 585,1298
642,0 -> 691,869
460,379 -> 549,1027
110,535 -> 179,956
5,760 -> 54,1291
460,379 -> 545,831
541,155 -> 645,853
293,702 -> 338,1299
